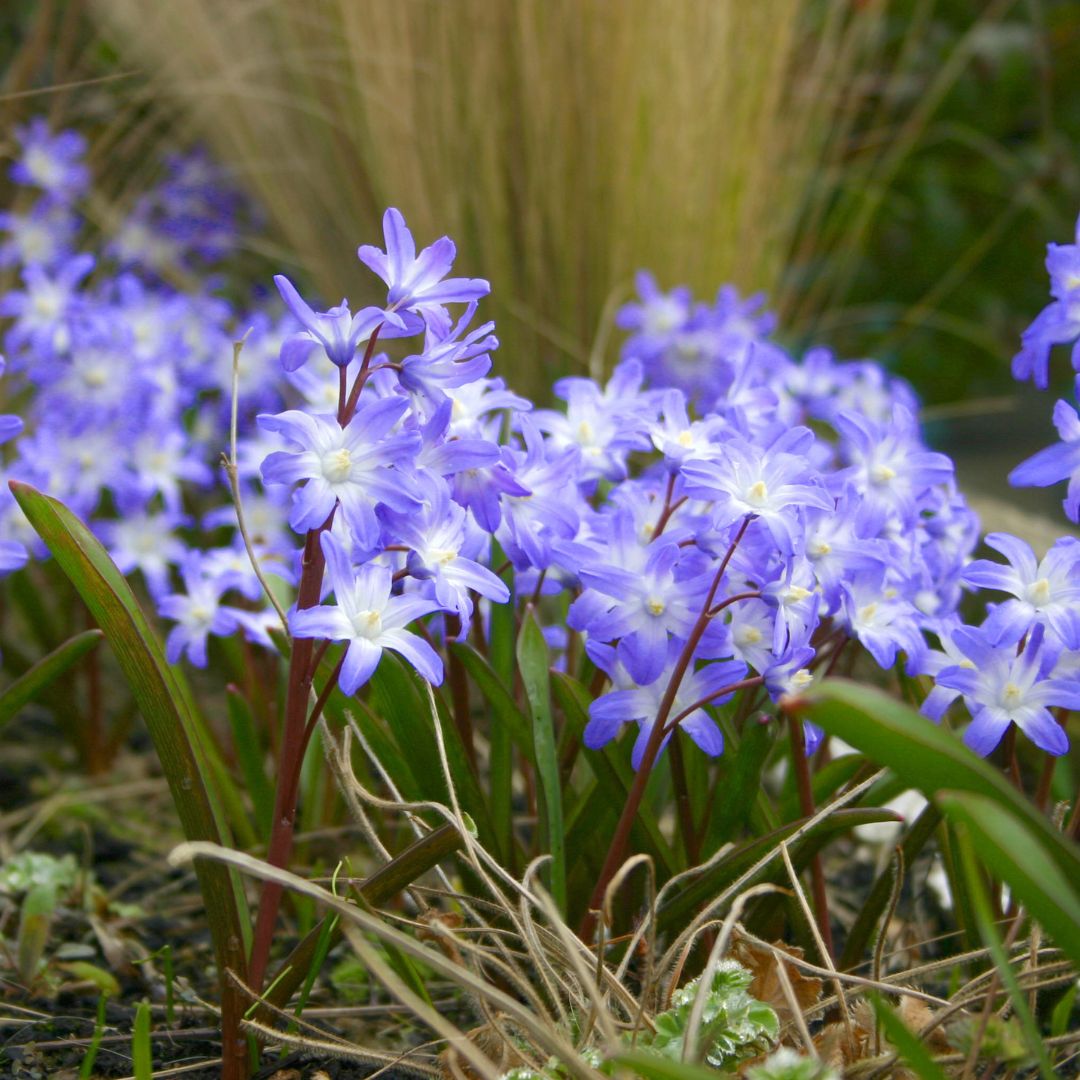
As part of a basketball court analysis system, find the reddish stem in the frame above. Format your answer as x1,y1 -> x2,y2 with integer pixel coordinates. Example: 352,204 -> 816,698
580,515 -> 752,939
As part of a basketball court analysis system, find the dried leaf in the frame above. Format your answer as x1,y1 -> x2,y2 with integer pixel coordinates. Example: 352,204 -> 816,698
729,931 -> 822,1024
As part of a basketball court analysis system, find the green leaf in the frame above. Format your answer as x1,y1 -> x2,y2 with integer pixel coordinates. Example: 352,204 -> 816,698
516,609 -> 565,910
132,1000 -> 153,1080
0,629 -> 103,734
840,802 -> 941,970
10,482 -> 251,1012
608,1050 -> 730,1080
450,642 -> 533,756
656,808 -> 897,935
367,653 -> 449,803
225,687 -> 274,839
795,680 -> 1080,886
951,818 -> 1057,1079
937,790 -> 1080,969
56,961 -> 122,997
868,993 -> 947,1080
706,715 -> 775,852
17,884 -> 55,984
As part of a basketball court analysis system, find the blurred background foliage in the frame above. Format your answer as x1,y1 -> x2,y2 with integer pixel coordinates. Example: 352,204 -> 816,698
1,0 -> 1079,418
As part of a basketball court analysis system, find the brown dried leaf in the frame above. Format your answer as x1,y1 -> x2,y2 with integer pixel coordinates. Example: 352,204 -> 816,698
729,930 -> 822,1023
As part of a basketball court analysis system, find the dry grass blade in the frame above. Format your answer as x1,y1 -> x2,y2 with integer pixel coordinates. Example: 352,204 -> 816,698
87,0 -> 896,396
170,840 -> 604,1080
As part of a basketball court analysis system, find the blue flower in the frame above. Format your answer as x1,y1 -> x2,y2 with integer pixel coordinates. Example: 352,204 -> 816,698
585,642 -> 746,768
380,474 -> 509,636
934,624 -> 1080,755
571,537 -> 704,685
397,302 -> 497,411
10,120 -> 89,202
960,532 -> 1080,650
158,553 -> 245,667
258,398 -> 421,548
357,208 -> 490,337
1009,397 -> 1080,522
273,275 -> 388,371
289,532 -> 444,693
681,427 -> 833,555
1012,214 -> 1080,388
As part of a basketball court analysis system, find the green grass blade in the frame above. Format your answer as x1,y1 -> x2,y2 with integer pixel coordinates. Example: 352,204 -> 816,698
795,680 -> 1080,885
10,482 -> 251,1022
0,628 -> 103,733
79,994 -> 109,1080
516,609 -> 565,910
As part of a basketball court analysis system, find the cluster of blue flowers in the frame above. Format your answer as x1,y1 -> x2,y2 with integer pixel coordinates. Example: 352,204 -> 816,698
3,120 -> 1080,765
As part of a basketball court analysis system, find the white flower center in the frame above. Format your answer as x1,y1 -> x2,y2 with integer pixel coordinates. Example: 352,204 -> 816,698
1026,577 -> 1051,606
321,448 -> 353,485
871,463 -> 897,485
790,669 -> 814,691
783,585 -> 812,605
735,626 -> 762,647
1001,682 -> 1022,709
809,539 -> 831,558
32,287 -> 62,320
351,609 -> 383,639
745,479 -> 769,507
646,596 -> 666,617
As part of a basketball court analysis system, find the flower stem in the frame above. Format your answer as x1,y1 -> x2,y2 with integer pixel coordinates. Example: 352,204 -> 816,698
580,515 -> 752,940
787,711 -> 834,962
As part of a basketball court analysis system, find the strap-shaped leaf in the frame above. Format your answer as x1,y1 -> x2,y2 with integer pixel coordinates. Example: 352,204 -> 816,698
10,482 -> 251,1023
0,628 -> 102,733
795,679 -> 1080,886
938,790 -> 1080,969
517,609 -> 566,910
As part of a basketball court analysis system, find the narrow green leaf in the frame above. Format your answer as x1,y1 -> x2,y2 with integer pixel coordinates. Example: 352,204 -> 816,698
609,1050 -> 728,1080
706,715 -> 775,851
450,642 -> 533,755
57,960 -> 122,997
17,884 -> 55,985
796,680 -> 1080,885
10,482 -> 251,1008
0,628 -> 103,733
656,808 -> 898,934
516,609 -> 565,910
79,995 -> 109,1080
261,824 -> 463,1015
840,803 -> 941,970
952,819 -> 1057,1080
937,790 -> 1080,969
226,687 -> 274,839
132,1000 -> 153,1080
554,670 -> 677,878
367,653 -> 448,803
427,680 -> 499,854
868,992 -> 948,1080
